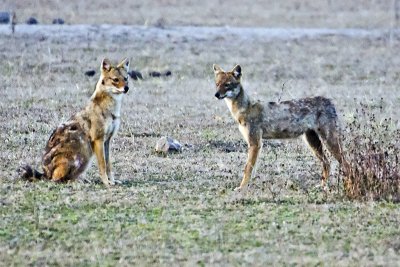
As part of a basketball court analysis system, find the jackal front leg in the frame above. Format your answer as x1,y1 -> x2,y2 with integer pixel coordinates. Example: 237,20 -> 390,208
235,134 -> 262,191
93,139 -> 111,186
104,138 -> 121,185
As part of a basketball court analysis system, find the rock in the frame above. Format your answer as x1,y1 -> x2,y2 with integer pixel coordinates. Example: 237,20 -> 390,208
52,18 -> 64,24
128,70 -> 143,80
154,18 -> 166,29
26,17 -> 38,25
84,70 -> 96,77
0,12 -> 10,24
155,137 -> 182,153
149,71 -> 161,78
149,70 -> 172,78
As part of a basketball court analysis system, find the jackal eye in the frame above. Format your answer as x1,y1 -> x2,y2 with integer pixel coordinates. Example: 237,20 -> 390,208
113,78 -> 119,83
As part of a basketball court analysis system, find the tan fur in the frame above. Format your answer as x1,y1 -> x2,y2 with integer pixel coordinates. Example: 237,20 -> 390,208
19,58 -> 130,186
213,64 -> 348,190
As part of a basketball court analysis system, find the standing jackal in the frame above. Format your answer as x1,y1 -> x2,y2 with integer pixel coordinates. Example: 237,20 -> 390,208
213,64 -> 347,191
19,58 -> 130,186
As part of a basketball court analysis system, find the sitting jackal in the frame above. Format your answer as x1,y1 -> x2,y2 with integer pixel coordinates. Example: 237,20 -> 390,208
19,58 -> 130,186
213,64 -> 347,190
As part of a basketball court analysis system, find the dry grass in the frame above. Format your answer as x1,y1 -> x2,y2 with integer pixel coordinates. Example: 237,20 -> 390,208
342,103 -> 400,201
1,8 -> 400,265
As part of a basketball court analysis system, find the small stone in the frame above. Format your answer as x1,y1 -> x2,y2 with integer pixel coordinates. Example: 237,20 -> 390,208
154,18 -> 166,29
84,70 -> 96,77
128,70 -> 143,80
148,70 -> 172,78
155,137 -> 182,153
149,71 -> 161,78
52,18 -> 64,24
26,17 -> 38,25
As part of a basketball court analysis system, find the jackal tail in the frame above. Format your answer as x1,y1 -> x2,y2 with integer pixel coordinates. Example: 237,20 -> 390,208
18,165 -> 45,181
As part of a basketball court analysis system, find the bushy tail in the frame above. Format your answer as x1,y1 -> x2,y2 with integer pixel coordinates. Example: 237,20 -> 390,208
18,165 -> 45,181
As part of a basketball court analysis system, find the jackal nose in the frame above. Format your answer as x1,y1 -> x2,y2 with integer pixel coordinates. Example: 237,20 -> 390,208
215,92 -> 221,99
124,86 -> 129,93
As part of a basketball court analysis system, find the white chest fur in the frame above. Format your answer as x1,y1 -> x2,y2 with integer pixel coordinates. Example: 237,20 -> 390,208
107,94 -> 123,138
238,123 -> 250,145
106,116 -> 120,138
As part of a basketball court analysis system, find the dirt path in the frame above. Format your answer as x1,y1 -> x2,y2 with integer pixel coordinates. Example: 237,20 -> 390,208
1,25 -> 399,42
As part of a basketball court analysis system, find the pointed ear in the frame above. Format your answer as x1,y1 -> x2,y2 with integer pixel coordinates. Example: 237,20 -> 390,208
231,64 -> 241,79
117,58 -> 130,71
213,64 -> 224,75
101,58 -> 112,73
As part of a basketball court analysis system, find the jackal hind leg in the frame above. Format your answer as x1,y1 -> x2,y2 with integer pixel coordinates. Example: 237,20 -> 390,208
50,157 -> 72,182
318,123 -> 351,177
304,129 -> 330,187
320,126 -> 343,163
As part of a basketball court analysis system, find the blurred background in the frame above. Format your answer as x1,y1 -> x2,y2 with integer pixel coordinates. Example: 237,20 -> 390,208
3,0 -> 400,28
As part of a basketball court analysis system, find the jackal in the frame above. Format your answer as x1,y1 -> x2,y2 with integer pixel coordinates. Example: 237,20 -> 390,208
213,64 -> 347,190
19,58 -> 130,186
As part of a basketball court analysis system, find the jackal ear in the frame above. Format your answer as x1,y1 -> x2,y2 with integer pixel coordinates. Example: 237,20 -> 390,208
101,58 -> 112,73
213,64 -> 224,75
117,58 -> 130,70
231,64 -> 242,79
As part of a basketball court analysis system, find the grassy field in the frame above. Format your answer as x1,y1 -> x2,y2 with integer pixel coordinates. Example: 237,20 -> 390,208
1,2 -> 400,266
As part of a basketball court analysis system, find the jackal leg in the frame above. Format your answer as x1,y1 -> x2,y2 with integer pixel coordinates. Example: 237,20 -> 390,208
104,138 -> 114,183
93,139 -> 110,186
235,132 -> 262,191
304,130 -> 330,187
104,138 -> 120,185
51,158 -> 70,182
319,124 -> 351,177
323,128 -> 346,164
319,126 -> 343,162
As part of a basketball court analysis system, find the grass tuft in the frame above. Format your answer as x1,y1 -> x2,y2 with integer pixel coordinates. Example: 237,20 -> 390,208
341,102 -> 400,201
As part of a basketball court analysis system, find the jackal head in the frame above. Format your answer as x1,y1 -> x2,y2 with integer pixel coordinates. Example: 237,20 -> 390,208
213,64 -> 242,100
100,58 -> 130,94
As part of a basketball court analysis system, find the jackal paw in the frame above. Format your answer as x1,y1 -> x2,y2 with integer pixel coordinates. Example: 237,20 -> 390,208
101,177 -> 112,187
103,181 -> 112,187
234,186 -> 242,191
110,179 -> 122,185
